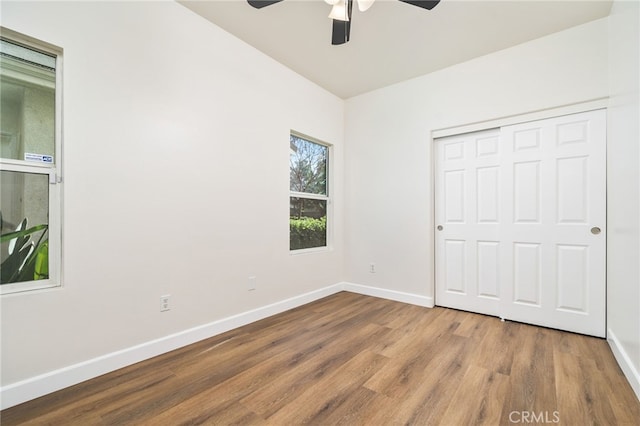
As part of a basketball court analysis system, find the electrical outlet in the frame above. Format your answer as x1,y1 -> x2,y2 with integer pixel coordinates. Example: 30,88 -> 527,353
370,263 -> 376,273
160,295 -> 171,312
248,276 -> 256,291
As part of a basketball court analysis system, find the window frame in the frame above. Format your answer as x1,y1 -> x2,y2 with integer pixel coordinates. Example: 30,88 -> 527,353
289,131 -> 332,254
0,28 -> 63,295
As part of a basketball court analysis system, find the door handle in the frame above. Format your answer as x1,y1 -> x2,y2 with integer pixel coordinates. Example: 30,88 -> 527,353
591,226 -> 601,235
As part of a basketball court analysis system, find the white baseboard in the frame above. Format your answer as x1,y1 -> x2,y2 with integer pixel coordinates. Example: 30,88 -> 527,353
607,328 -> 640,401
8,286 -> 637,411
0,282 -> 432,410
0,283 -> 344,410
342,282 -> 434,308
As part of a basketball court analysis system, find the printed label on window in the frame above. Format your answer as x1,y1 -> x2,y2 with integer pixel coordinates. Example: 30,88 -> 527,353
24,153 -> 54,164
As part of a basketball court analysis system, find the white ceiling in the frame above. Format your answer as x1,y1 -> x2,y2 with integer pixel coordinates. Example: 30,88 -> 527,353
178,0 -> 612,99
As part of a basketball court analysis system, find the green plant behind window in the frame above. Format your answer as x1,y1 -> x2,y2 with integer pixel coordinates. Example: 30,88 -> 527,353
290,216 -> 327,250
0,215 -> 49,284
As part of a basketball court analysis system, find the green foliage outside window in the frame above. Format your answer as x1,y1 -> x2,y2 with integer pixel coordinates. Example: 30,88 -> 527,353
290,216 -> 327,250
1,215 -> 49,284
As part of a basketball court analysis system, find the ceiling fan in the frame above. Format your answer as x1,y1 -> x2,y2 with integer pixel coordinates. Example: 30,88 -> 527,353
247,0 -> 440,45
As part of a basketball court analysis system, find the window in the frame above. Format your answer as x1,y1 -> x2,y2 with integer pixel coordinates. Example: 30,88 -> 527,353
1,32 -> 61,294
289,133 -> 329,251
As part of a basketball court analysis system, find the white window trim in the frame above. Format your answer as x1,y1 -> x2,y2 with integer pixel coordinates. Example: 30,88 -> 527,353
289,191 -> 327,201
0,28 -> 63,295
289,131 -> 332,254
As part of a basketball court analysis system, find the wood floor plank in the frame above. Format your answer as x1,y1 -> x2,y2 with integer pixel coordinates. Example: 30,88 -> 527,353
319,386 -> 383,425
453,309 -> 494,340
263,349 -> 389,424
377,302 -> 438,331
553,349 -> 617,425
608,387 -> 640,425
363,330 -> 466,399
0,367 -> 177,426
146,348 -> 301,424
469,318 -> 519,376
499,325 -> 559,423
372,307 -> 458,359
367,331 -> 472,425
2,292 -> 639,425
439,364 -> 510,425
240,322 -> 391,419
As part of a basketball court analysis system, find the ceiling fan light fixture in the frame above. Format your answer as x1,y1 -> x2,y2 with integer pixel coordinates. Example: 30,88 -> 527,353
357,0 -> 375,12
328,0 -> 350,21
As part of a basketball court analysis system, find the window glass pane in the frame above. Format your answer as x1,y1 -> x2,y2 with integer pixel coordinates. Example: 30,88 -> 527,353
289,135 -> 327,195
290,197 -> 327,250
1,170 -> 49,284
1,41 -> 56,162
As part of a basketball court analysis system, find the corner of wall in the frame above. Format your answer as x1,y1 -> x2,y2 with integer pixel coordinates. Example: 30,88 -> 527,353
342,282 -> 434,308
608,328 -> 640,400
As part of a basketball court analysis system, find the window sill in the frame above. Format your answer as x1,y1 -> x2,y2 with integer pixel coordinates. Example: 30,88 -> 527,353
289,246 -> 331,256
1,280 -> 60,296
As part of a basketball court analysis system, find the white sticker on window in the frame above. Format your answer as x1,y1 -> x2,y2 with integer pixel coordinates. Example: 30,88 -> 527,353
25,153 -> 54,164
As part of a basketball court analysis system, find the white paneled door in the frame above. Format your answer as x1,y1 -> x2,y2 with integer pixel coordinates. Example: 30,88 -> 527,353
434,110 -> 606,337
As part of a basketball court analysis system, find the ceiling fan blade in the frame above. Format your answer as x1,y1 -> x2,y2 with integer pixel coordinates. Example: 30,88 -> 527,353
247,0 -> 284,9
331,0 -> 353,45
398,0 -> 440,10
331,20 -> 351,45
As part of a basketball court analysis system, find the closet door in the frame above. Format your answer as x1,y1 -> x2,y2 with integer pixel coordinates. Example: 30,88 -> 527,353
435,109 -> 606,337
434,129 -> 503,318
499,110 -> 606,336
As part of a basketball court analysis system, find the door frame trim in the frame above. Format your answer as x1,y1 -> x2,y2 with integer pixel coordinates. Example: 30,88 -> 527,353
432,98 -> 608,139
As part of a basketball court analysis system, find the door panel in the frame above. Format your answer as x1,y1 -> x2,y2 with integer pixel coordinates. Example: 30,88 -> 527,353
556,244 -> 589,312
477,241 -> 500,299
513,242 -> 542,306
557,156 -> 588,223
435,109 -> 606,337
435,128 -> 501,316
513,161 -> 541,223
476,167 -> 500,223
444,170 -> 465,223
444,240 -> 466,294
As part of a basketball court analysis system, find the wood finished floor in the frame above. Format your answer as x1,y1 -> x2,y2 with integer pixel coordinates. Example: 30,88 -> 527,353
2,292 -> 639,425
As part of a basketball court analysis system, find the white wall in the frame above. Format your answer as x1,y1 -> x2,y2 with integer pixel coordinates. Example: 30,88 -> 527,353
607,0 -> 640,398
344,18 -> 609,301
0,0 -> 344,399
